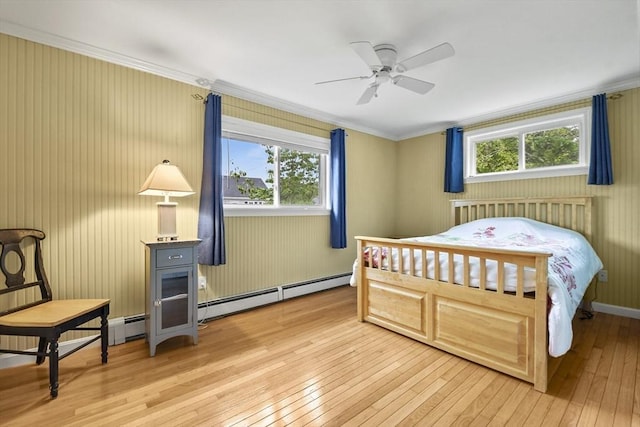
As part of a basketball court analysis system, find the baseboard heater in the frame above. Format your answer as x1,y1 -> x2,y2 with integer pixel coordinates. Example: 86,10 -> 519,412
101,273 -> 351,342
0,273 -> 351,369
197,273 -> 351,322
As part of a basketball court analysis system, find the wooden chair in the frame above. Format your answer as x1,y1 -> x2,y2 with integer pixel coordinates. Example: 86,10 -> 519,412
0,229 -> 110,399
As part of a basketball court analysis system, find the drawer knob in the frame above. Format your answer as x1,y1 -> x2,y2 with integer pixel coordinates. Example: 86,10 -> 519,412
168,255 -> 183,260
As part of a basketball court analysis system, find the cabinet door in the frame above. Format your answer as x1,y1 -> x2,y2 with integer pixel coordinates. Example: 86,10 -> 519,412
155,267 -> 193,333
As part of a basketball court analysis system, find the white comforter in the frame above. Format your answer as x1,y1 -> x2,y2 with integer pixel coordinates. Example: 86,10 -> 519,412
350,217 -> 603,357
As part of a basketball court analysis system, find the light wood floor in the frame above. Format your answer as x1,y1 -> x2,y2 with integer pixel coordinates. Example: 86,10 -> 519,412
0,285 -> 638,426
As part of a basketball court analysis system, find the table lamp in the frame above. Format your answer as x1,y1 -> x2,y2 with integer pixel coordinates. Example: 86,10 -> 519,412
138,160 -> 195,241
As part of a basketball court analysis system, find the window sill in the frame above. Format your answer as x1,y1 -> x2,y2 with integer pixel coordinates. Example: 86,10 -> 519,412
223,206 -> 330,217
465,166 -> 588,183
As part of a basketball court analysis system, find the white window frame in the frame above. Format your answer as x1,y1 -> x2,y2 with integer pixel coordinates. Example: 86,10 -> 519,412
221,116 -> 331,217
464,107 -> 591,183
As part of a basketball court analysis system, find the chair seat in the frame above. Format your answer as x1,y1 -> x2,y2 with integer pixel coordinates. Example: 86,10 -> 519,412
0,299 -> 110,328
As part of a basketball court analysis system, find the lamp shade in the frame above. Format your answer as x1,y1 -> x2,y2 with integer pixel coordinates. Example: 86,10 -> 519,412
138,160 -> 195,197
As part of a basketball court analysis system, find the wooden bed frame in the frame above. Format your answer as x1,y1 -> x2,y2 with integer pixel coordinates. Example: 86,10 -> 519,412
355,196 -> 593,393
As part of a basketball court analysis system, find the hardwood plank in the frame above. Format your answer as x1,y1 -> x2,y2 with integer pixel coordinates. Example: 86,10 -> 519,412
486,382 -> 532,426
277,338 -> 419,426
540,351 -> 586,425
330,351 -> 454,426
522,393 -> 553,426
467,378 -> 520,426
396,363 -> 487,425
595,317 -> 629,426
577,314 -> 622,425
502,389 -> 541,426
558,312 -> 611,425
251,337 -> 419,426
347,356 -> 461,426
224,331 -> 387,425
614,318 -> 640,426
0,286 -> 638,426
431,370 -> 500,426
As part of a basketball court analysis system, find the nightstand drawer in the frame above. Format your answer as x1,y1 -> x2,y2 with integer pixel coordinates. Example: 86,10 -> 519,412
156,247 -> 193,267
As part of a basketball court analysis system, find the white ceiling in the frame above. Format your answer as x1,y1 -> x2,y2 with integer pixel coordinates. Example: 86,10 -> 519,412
1,0 -> 639,140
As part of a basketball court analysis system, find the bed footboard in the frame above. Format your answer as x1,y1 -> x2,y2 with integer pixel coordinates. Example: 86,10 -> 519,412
355,237 -> 551,392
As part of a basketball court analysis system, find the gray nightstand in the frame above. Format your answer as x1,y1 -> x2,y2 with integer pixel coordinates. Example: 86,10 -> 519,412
142,239 -> 200,356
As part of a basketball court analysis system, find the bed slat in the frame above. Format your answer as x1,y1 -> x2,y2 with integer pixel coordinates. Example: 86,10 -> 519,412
463,255 -> 470,287
448,252 -> 455,283
497,261 -> 505,294
516,265 -> 524,298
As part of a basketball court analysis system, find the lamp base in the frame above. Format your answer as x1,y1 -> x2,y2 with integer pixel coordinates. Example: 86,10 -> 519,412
157,202 -> 178,241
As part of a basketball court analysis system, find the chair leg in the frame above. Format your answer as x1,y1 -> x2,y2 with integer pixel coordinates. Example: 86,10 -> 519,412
36,337 -> 48,365
49,337 -> 59,399
100,311 -> 109,364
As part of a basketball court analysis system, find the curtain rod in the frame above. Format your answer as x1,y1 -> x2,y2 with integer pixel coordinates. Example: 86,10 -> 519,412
192,92 -> 625,136
192,91 -> 224,104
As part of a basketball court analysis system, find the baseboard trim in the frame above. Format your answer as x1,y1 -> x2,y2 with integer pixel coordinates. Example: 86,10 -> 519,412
0,273 -> 351,370
197,273 -> 351,321
592,301 -> 640,319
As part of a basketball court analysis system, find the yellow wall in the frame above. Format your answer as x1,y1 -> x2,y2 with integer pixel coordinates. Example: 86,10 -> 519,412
0,33 -> 397,343
396,88 -> 640,309
1,31 -> 638,354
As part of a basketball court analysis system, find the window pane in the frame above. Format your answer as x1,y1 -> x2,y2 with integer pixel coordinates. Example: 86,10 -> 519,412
222,138 -> 274,205
525,126 -> 580,169
279,148 -> 321,206
475,137 -> 519,174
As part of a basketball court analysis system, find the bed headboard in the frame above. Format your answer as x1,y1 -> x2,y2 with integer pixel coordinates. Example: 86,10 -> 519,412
451,196 -> 593,241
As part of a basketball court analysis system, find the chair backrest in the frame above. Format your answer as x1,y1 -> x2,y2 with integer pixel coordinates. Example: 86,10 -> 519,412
0,229 -> 52,316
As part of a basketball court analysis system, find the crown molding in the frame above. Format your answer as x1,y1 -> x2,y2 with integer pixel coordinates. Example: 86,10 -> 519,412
210,80 -> 392,139
1,21 -> 394,140
3,20 -> 637,143
0,20 -> 205,89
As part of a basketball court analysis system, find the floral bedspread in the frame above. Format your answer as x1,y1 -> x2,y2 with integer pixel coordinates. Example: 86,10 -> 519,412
352,217 -> 603,357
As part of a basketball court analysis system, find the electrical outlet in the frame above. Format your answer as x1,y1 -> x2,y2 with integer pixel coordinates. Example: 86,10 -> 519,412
198,276 -> 207,290
597,269 -> 608,282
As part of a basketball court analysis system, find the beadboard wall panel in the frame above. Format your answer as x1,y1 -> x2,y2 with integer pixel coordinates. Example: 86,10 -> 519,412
0,35 -> 204,350
1,33 -> 398,351
396,88 -> 640,309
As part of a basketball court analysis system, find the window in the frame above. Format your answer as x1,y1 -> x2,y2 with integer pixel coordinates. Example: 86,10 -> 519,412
465,107 -> 591,183
222,116 -> 330,216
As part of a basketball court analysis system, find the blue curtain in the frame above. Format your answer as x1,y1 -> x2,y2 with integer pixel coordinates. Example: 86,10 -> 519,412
444,127 -> 464,193
197,93 -> 226,265
588,93 -> 614,185
330,129 -> 347,249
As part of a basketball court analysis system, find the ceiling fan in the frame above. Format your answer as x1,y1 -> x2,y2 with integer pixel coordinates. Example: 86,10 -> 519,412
316,41 -> 455,105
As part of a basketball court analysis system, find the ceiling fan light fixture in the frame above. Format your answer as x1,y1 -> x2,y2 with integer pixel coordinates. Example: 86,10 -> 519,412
316,40 -> 454,105
377,70 -> 391,84
372,44 -> 397,68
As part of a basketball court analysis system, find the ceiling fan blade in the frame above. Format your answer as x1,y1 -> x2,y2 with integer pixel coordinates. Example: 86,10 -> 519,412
395,42 -> 455,73
314,74 -> 372,85
350,41 -> 383,70
392,75 -> 435,95
356,85 -> 378,105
